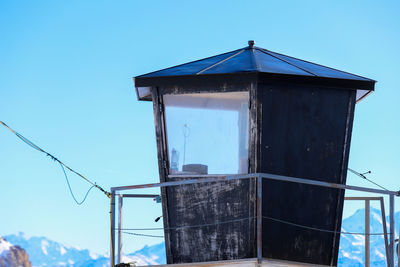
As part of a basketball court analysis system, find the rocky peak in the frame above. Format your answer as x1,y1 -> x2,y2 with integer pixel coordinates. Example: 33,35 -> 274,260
0,236 -> 31,267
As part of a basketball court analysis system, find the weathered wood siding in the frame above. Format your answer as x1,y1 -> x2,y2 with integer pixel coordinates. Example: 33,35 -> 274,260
166,178 -> 257,263
259,84 -> 356,266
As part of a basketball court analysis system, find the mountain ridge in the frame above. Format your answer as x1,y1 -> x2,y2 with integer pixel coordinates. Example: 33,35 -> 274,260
3,208 -> 399,266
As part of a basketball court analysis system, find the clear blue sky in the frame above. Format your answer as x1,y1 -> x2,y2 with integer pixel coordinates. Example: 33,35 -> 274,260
1,0 -> 399,255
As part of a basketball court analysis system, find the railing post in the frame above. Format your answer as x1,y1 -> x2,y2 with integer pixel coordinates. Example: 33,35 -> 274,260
380,197 -> 390,267
117,195 -> 123,264
390,195 -> 395,267
110,190 -> 116,267
256,175 -> 262,264
398,214 -> 400,267
365,200 -> 370,267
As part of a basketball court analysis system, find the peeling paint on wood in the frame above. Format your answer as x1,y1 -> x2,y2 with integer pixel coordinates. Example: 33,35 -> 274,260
166,178 -> 257,263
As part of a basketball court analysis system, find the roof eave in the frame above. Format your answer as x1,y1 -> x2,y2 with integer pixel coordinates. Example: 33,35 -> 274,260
257,72 -> 375,91
134,72 -> 375,101
135,72 -> 375,89
135,72 -> 258,87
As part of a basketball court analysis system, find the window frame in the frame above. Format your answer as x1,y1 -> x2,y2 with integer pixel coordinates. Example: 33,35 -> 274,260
157,86 -> 253,177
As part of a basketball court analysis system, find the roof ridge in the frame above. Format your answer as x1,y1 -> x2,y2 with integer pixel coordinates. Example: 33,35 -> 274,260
136,48 -> 243,78
255,47 -> 317,76
249,47 -> 261,72
196,49 -> 246,75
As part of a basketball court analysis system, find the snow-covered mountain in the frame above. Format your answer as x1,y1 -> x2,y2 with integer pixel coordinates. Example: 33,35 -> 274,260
338,207 -> 399,267
4,232 -> 100,267
79,243 -> 166,267
3,208 -> 399,266
3,232 -> 165,267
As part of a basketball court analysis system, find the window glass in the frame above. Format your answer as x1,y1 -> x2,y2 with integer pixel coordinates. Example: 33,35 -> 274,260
163,91 -> 249,175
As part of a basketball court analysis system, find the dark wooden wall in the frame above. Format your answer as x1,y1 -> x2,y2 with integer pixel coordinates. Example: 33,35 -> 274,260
166,178 -> 257,263
258,83 -> 356,266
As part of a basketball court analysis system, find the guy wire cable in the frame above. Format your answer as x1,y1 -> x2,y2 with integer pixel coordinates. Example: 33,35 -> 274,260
0,120 -> 111,203
3,120 -> 395,234
348,167 -> 390,192
122,232 -> 164,238
59,161 -> 96,205
120,216 -> 256,231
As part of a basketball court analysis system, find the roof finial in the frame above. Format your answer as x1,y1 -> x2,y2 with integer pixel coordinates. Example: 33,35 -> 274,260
248,40 -> 255,48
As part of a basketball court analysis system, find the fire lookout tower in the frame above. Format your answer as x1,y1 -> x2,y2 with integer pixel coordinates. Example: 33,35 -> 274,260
130,41 -> 376,266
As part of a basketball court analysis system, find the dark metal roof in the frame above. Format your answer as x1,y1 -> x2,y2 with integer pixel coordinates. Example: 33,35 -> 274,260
135,41 -> 375,101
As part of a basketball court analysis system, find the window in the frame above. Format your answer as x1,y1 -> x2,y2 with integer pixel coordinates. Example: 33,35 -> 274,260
163,91 -> 249,175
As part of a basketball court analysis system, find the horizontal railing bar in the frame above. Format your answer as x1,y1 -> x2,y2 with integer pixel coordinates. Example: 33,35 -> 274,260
111,173 -> 399,196
119,194 -> 160,198
257,173 -> 398,196
345,197 -> 384,201
168,174 -> 232,178
111,173 -> 259,191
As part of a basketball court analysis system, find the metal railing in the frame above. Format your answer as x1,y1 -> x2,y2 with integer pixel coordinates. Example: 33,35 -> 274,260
344,197 -> 390,267
110,173 -> 400,267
